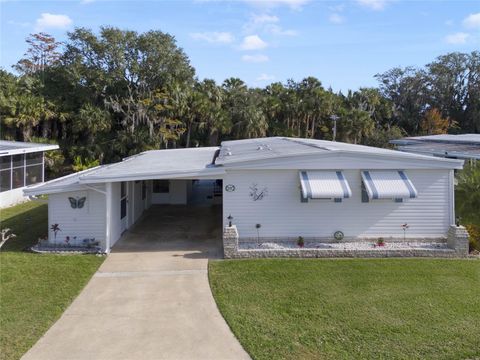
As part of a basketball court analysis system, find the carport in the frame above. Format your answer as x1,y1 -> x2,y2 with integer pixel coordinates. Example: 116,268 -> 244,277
76,147 -> 225,252
25,147 -> 225,253
112,204 -> 223,256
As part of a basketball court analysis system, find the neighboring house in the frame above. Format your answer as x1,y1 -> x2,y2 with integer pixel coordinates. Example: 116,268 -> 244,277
0,140 -> 59,208
390,134 -> 480,161
24,137 -> 464,254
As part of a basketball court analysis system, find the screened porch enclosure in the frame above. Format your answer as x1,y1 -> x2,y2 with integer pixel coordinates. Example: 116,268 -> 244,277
0,152 -> 44,193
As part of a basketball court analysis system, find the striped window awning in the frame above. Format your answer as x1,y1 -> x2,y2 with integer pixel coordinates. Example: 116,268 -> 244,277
299,171 -> 352,200
361,170 -> 418,200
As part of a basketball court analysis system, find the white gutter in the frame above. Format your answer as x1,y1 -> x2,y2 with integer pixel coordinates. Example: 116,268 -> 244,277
0,144 -> 59,156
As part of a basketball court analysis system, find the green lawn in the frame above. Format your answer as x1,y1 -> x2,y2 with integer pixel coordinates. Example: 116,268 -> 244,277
0,202 -> 104,360
209,258 -> 480,360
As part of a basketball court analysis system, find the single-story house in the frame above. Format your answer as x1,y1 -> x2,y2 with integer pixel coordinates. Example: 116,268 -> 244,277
1,140 -> 59,208
24,137 -> 468,256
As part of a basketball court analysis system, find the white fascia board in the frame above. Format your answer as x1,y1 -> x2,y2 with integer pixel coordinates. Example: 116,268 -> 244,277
0,144 -> 59,156
23,166 -> 103,196
24,184 -> 86,196
78,168 -> 226,183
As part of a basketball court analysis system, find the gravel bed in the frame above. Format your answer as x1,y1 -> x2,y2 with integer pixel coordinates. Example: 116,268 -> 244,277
238,241 -> 449,251
30,244 -> 102,254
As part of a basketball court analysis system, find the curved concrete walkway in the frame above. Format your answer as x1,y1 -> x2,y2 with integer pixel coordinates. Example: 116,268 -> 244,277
22,206 -> 250,360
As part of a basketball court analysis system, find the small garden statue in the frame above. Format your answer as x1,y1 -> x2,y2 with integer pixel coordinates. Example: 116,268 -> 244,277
50,224 -> 61,240
0,228 -> 16,249
401,223 -> 409,241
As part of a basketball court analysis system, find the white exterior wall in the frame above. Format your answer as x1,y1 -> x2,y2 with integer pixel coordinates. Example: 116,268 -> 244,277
109,182 -> 122,248
151,180 -> 189,205
108,181 -> 150,249
48,186 -> 106,247
0,188 -> 29,208
223,169 -> 452,240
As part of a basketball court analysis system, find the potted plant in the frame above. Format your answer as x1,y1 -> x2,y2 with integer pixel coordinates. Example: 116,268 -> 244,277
297,236 -> 305,248
377,238 -> 385,247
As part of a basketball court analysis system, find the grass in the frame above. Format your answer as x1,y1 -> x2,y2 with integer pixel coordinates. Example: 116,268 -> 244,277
209,258 -> 480,360
0,202 -> 104,360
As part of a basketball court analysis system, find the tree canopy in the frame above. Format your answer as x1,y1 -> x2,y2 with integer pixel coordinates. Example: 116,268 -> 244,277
1,27 -> 478,176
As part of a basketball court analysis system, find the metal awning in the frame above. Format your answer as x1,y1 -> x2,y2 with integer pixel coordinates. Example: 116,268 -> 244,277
299,171 -> 352,200
361,170 -> 417,200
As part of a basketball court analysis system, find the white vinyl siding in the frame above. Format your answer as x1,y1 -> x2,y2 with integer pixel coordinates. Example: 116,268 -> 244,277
223,169 -> 451,240
109,182 -> 122,248
151,180 -> 189,205
48,186 -> 106,247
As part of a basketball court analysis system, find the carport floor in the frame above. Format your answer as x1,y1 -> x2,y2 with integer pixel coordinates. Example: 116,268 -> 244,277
22,205 -> 250,360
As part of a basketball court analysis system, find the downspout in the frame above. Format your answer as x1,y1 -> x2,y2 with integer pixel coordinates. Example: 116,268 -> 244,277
105,182 -> 112,254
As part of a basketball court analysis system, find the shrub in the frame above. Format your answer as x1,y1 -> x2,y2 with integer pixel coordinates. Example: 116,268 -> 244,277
465,224 -> 480,252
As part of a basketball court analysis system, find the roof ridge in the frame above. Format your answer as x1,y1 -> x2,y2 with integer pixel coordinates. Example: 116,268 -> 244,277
281,137 -> 332,152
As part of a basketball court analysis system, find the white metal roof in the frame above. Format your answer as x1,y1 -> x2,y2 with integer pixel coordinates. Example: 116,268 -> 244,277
392,134 -> 480,145
78,147 -> 223,183
390,134 -> 480,160
216,137 -> 463,167
24,137 -> 464,196
0,140 -> 59,156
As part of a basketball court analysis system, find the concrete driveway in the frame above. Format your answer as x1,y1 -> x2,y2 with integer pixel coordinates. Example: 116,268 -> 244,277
22,206 -> 250,360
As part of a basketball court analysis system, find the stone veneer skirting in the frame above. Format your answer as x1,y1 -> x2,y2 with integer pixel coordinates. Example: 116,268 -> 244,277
223,225 -> 470,259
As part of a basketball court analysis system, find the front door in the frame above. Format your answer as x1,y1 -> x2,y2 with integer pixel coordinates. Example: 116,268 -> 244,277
120,181 -> 128,232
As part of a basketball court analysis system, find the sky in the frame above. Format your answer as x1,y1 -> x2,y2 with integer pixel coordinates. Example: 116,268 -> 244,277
0,0 -> 479,92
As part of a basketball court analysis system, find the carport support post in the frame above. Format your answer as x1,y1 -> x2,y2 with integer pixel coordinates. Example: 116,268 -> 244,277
105,182 -> 112,253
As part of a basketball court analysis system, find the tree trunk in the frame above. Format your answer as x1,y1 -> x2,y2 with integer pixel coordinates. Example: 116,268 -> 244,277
185,122 -> 192,148
209,131 -> 218,146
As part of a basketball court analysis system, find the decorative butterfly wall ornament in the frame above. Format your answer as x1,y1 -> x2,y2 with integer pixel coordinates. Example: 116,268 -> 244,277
249,183 -> 268,201
69,197 -> 87,209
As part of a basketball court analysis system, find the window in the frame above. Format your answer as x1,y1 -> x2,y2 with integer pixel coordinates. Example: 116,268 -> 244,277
12,154 -> 24,168
26,164 -> 42,185
12,167 -> 24,189
0,156 -> 11,170
25,152 -> 43,186
0,153 -> 44,191
0,156 -> 11,193
142,181 -> 146,200
11,155 -> 25,189
0,169 -> 11,192
153,180 -> 169,193
26,152 -> 43,166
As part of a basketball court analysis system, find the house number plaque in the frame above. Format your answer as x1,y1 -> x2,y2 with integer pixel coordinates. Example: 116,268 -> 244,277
225,184 -> 236,192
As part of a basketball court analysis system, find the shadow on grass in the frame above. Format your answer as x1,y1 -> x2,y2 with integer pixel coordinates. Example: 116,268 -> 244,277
1,202 -> 48,252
